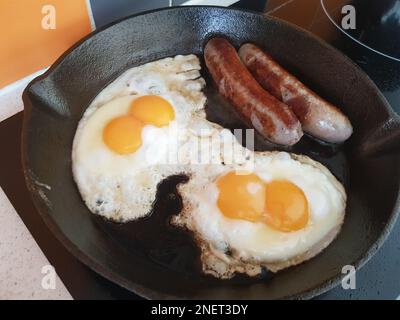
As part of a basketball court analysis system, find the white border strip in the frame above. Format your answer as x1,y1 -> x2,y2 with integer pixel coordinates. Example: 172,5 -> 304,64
85,0 -> 96,30
182,0 -> 239,6
0,68 -> 48,122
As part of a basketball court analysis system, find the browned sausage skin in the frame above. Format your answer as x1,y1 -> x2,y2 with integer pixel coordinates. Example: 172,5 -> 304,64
239,43 -> 353,143
204,38 -> 303,146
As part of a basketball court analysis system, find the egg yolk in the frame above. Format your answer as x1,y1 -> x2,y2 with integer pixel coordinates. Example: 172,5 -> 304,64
103,115 -> 143,154
264,180 -> 309,232
129,95 -> 175,127
217,172 -> 309,232
217,172 -> 266,222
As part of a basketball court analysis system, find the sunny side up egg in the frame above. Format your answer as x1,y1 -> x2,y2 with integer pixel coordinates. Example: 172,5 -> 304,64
172,152 -> 346,279
72,55 -> 206,222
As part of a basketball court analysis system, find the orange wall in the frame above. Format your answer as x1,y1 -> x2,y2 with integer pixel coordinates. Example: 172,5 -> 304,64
0,0 -> 92,88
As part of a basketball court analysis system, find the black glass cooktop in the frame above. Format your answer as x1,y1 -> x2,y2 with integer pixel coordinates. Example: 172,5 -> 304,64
265,0 -> 400,115
1,0 -> 399,300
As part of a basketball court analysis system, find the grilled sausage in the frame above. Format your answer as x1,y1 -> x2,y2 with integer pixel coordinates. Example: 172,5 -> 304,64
239,43 -> 353,143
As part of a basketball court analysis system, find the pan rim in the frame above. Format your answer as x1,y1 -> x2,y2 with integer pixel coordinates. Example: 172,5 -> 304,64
21,5 -> 400,300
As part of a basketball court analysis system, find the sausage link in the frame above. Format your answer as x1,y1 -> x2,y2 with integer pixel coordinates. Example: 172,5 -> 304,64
239,43 -> 353,143
204,38 -> 303,146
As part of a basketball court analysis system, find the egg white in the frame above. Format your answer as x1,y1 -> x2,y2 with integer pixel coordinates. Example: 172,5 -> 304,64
72,55 -> 206,222
172,152 -> 346,278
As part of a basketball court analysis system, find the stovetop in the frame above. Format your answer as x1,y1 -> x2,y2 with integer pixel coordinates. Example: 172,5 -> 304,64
2,0 -> 399,300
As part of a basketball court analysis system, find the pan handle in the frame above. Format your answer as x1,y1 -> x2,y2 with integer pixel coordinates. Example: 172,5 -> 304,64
24,77 -> 71,118
359,115 -> 400,157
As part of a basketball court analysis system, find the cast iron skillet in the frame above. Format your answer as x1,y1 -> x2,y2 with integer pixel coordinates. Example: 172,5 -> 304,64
22,6 -> 400,299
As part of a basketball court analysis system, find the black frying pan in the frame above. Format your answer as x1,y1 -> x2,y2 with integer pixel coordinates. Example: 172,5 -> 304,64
22,6 -> 400,299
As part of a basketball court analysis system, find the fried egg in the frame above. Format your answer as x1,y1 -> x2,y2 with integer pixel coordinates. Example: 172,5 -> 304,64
172,151 -> 346,278
72,55 -> 206,222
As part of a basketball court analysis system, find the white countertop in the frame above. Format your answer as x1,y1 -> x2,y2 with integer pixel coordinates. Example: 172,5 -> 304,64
0,187 -> 71,299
